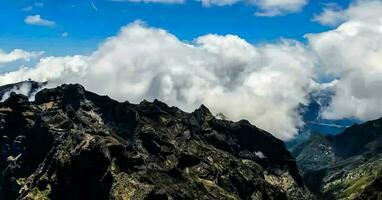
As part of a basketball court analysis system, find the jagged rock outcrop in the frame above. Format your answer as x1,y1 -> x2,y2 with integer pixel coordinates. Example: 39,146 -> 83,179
0,84 -> 312,200
292,118 -> 382,199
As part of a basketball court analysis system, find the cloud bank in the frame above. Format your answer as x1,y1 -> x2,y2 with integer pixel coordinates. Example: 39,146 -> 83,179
0,21 -> 316,140
0,49 -> 43,64
3,0 -> 382,140
308,0 -> 382,121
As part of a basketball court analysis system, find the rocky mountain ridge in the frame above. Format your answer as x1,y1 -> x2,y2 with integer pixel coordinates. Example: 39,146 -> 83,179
0,83 -> 312,199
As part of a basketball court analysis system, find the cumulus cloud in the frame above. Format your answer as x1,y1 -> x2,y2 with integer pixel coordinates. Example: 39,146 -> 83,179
0,49 -> 43,64
307,0 -> 382,121
0,21 -> 316,140
25,15 -> 55,27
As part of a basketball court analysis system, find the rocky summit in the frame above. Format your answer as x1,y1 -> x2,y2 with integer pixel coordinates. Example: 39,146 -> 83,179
0,84 -> 312,200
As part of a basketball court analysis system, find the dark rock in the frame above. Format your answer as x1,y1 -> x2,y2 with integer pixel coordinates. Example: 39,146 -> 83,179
0,83 -> 313,200
3,93 -> 29,111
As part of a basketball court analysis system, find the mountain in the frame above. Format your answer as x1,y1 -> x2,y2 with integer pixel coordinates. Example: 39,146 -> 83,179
0,83 -> 313,199
291,117 -> 382,199
299,89 -> 354,135
287,89 -> 356,149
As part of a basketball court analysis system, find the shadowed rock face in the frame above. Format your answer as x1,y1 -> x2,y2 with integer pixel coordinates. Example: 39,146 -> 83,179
0,84 -> 312,200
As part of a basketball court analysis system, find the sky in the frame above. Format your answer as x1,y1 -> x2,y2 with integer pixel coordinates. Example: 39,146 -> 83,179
1,0 -> 382,140
1,0 -> 341,56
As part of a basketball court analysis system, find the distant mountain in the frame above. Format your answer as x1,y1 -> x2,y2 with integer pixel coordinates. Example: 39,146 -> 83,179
291,117 -> 382,199
0,83 -> 313,199
300,89 -> 355,135
287,89 -> 357,149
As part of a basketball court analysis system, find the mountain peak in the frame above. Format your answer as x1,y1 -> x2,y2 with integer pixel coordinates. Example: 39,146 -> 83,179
0,83 -> 312,199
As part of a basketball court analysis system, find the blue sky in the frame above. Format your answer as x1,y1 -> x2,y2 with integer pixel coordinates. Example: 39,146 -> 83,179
1,0 -> 349,56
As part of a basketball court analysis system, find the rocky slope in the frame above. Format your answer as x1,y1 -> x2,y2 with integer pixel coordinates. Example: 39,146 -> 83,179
0,83 -> 312,200
292,118 -> 382,199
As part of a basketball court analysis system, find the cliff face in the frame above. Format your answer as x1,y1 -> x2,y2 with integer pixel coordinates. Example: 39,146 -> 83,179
0,84 -> 312,200
292,118 -> 382,199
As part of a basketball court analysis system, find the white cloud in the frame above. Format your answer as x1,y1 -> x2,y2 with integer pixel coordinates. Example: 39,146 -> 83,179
113,0 -> 307,16
253,0 -> 308,17
307,0 -> 382,121
313,1 -> 382,27
0,49 -> 43,64
25,15 -> 55,27
312,3 -> 346,26
62,32 -> 69,37
200,0 -> 308,16
201,0 -> 242,6
112,0 -> 184,3
0,21 -> 316,140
